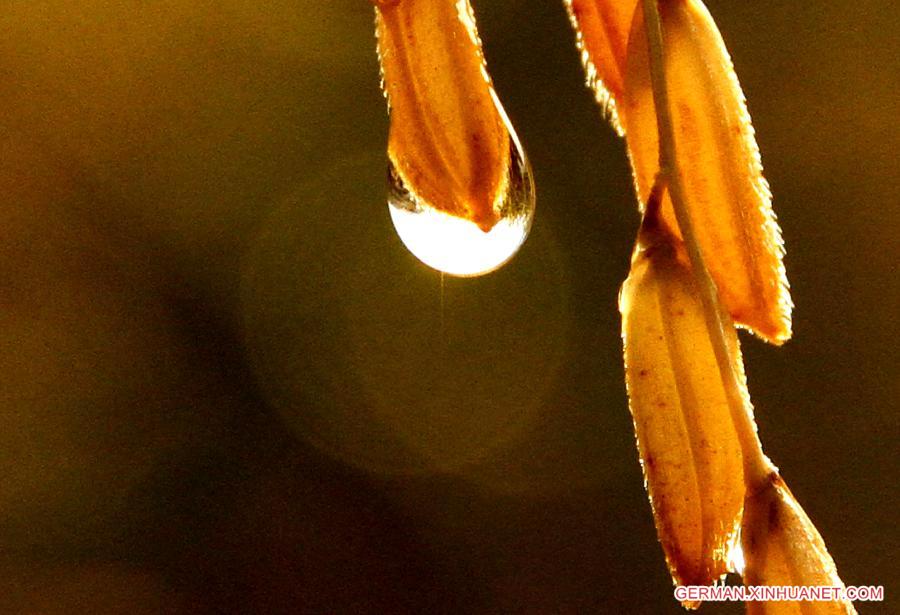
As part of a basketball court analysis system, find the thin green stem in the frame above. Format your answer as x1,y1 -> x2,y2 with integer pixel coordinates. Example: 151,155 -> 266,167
639,0 -> 773,490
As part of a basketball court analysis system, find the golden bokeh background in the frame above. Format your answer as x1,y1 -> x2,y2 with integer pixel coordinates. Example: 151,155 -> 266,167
1,1 -> 896,612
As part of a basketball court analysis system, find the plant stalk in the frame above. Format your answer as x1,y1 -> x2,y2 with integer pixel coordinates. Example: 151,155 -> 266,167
639,0 -> 773,491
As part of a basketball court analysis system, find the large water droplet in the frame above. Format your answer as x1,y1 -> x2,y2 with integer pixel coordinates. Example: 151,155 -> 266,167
387,132 -> 535,277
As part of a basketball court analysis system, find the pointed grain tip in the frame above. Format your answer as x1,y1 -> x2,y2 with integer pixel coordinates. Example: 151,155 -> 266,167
377,0 -> 512,231
622,0 -> 792,344
741,473 -> 857,614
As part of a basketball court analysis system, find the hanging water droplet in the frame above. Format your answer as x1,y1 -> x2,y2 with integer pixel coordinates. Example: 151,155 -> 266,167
374,0 -> 535,277
388,125 -> 534,278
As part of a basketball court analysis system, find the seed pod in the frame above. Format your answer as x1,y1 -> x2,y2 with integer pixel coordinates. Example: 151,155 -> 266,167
620,226 -> 747,600
563,0 -> 637,132
622,0 -> 792,344
375,0 -> 510,232
741,474 -> 857,614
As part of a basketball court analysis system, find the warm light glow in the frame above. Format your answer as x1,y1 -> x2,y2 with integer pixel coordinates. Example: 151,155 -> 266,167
389,203 -> 530,277
728,540 -> 746,575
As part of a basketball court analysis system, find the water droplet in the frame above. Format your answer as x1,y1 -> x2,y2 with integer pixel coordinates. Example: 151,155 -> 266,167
387,127 -> 535,278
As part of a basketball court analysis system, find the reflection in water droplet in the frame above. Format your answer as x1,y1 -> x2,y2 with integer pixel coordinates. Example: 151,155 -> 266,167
388,131 -> 535,277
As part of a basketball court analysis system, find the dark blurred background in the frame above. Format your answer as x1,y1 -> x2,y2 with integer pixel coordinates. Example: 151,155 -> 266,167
0,1 -> 896,613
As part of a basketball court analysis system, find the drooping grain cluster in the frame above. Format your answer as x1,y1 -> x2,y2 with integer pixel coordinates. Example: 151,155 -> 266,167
571,1 -> 855,611
368,1 -> 856,610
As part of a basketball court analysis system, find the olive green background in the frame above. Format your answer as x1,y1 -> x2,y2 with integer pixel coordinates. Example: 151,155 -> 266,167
0,1 -> 896,613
